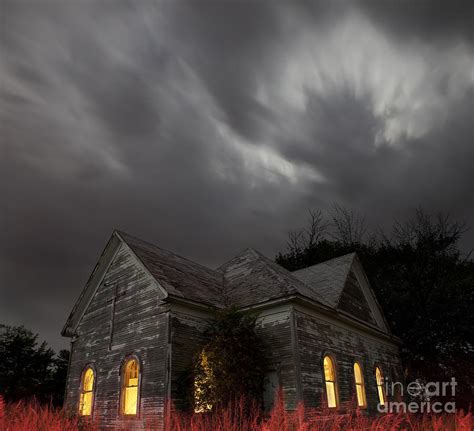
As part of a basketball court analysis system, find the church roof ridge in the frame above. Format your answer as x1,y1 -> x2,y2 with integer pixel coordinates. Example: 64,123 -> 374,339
115,229 -> 218,275
292,252 -> 357,273
63,230 -> 391,338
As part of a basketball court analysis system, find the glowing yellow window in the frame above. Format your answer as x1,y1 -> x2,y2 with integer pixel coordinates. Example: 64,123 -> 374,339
121,358 -> 139,415
79,367 -> 95,416
375,366 -> 386,405
353,362 -> 367,408
323,356 -> 338,408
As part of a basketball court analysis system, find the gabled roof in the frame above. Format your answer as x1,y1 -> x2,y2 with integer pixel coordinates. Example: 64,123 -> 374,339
118,231 -> 224,307
291,253 -> 389,331
291,253 -> 356,307
63,231 -> 391,338
218,248 -> 331,308
62,231 -> 224,337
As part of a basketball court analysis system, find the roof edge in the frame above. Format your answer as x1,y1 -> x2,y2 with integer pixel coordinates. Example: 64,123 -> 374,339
114,231 -> 170,299
117,230 -> 219,277
61,231 -> 122,337
239,293 -> 399,344
291,251 -> 357,274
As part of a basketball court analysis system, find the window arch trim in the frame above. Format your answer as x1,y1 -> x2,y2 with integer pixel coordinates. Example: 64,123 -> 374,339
353,361 -> 367,408
374,364 -> 386,406
322,353 -> 339,409
78,364 -> 96,417
120,354 -> 142,417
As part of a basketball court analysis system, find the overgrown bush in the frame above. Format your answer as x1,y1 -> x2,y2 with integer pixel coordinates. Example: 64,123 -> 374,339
192,307 -> 267,413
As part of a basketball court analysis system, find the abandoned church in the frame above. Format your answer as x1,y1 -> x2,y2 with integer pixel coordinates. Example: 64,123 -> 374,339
62,230 -> 403,429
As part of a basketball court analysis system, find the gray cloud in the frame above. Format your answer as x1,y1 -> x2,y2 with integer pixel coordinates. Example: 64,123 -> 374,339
1,0 -> 473,351
357,0 -> 474,47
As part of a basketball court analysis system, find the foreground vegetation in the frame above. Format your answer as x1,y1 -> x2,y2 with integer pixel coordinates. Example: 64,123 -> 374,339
0,396 -> 471,431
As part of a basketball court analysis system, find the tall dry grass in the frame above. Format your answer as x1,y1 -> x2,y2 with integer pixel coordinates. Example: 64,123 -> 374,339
0,395 -> 471,431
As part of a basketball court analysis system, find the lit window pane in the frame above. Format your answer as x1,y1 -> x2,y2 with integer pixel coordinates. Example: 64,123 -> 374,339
356,385 -> 366,407
79,368 -> 94,416
83,369 -> 94,391
354,363 -> 362,384
376,367 -> 386,405
124,387 -> 138,415
378,384 -> 386,404
324,357 -> 335,381
325,382 -> 337,408
376,367 -> 383,385
122,359 -> 139,415
80,392 -> 93,416
323,356 -> 338,408
354,363 -> 366,407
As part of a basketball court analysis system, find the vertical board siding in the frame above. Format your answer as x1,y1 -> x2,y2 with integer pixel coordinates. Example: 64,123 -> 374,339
65,243 -> 167,430
256,310 -> 298,409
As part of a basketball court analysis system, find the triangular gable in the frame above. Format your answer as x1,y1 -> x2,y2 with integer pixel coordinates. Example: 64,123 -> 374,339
337,268 -> 377,325
336,255 -> 389,332
61,231 -> 167,337
291,253 -> 355,307
291,253 -> 390,333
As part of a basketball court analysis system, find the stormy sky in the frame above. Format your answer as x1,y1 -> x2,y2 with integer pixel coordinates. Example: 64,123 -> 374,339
1,0 -> 473,351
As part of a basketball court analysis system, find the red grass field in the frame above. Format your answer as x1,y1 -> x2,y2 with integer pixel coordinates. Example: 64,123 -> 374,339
0,396 -> 471,431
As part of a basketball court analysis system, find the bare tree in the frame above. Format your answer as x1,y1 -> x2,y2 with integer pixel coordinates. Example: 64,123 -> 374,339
305,209 -> 328,248
392,208 -> 468,257
330,203 -> 367,246
286,209 -> 329,254
286,229 -> 304,255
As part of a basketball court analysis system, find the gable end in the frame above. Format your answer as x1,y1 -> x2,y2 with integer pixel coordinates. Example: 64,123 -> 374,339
338,255 -> 390,333
337,268 -> 377,325
62,231 -> 168,337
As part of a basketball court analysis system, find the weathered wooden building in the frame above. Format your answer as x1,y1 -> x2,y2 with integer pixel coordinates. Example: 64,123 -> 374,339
62,230 -> 402,429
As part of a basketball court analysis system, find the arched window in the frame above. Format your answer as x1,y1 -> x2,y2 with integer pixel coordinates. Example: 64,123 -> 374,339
121,357 -> 140,416
353,362 -> 367,408
323,355 -> 338,408
375,366 -> 386,405
79,367 -> 95,416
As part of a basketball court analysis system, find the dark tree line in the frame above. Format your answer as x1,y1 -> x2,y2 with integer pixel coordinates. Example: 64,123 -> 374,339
0,324 -> 69,406
276,207 -> 474,408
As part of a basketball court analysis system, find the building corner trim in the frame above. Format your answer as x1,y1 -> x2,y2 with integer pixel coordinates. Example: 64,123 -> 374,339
290,306 -> 302,404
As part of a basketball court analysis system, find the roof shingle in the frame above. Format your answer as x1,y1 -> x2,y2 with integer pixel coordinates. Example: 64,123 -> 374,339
118,231 -> 224,306
119,232 -> 361,314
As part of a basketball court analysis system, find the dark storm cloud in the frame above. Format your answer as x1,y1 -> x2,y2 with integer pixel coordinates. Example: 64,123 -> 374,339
1,0 -> 473,351
357,0 -> 474,46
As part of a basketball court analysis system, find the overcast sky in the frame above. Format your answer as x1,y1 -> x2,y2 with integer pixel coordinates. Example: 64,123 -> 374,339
1,0 -> 473,351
